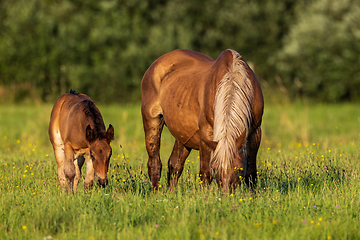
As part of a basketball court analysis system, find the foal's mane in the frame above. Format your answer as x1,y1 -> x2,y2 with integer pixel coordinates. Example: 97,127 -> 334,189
82,100 -> 105,139
211,50 -> 253,178
69,89 -> 79,95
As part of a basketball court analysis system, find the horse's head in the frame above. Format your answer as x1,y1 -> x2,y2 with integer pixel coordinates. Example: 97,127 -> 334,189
208,129 -> 247,193
229,131 -> 247,190
86,124 -> 114,188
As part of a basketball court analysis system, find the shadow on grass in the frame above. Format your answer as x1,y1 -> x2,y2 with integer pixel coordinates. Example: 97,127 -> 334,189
108,159 -> 153,196
106,154 -> 353,197
258,162 -> 348,194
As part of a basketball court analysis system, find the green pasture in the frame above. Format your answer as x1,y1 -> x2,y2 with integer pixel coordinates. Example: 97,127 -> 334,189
0,102 -> 359,240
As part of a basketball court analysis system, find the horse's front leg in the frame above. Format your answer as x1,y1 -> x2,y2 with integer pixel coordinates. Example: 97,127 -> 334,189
245,126 -> 261,189
142,111 -> 165,190
167,140 -> 191,189
199,140 -> 213,185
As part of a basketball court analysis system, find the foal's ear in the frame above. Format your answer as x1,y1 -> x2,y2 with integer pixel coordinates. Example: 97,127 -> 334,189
106,124 -> 114,143
86,125 -> 95,143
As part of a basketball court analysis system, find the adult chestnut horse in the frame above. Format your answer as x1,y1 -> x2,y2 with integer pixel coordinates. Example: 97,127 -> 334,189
141,49 -> 263,192
49,90 -> 114,192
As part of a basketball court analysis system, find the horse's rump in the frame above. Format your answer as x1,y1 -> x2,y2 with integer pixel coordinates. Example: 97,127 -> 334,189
211,50 -> 254,178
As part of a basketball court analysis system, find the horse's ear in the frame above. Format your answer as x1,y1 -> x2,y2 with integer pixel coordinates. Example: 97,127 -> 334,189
86,125 -> 95,143
204,139 -> 218,150
236,129 -> 247,149
106,124 -> 114,143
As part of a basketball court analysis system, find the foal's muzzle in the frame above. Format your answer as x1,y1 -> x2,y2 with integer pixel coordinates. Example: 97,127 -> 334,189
97,178 -> 109,188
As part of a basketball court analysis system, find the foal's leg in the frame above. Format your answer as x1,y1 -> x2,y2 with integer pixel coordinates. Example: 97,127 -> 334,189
142,112 -> 164,190
199,141 -> 213,185
64,142 -> 76,191
73,156 -> 85,192
167,140 -> 191,188
84,154 -> 94,190
53,145 -> 67,189
245,126 -> 261,188
72,159 -> 80,193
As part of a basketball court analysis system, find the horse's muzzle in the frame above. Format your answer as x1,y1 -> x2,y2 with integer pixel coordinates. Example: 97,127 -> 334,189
97,177 -> 108,188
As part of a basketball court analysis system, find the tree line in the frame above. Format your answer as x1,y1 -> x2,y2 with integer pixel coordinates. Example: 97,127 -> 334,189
0,0 -> 359,103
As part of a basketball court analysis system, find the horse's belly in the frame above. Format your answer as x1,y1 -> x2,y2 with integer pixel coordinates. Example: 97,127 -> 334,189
160,73 -> 202,149
163,111 -> 200,150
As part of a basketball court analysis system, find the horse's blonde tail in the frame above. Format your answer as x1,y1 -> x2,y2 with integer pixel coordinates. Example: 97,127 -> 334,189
211,50 -> 253,179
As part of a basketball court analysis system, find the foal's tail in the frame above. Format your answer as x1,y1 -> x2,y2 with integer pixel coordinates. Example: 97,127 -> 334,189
210,50 -> 253,180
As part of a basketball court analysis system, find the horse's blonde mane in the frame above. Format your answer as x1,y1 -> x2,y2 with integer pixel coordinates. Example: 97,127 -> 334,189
211,50 -> 253,178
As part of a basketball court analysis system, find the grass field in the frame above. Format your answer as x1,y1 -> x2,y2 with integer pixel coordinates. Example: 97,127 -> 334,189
0,101 -> 360,240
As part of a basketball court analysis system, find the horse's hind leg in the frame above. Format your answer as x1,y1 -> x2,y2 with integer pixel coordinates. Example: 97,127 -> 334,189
245,126 -> 261,188
142,110 -> 164,190
167,140 -> 191,188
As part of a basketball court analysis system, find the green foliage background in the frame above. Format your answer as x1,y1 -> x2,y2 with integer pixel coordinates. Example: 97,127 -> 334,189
0,0 -> 359,103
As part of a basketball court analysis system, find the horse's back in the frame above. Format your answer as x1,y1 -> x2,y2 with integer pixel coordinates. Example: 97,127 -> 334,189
142,50 -> 213,93
141,49 -> 243,149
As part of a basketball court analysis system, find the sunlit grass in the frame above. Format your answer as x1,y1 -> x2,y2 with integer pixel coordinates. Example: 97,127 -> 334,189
0,103 -> 359,239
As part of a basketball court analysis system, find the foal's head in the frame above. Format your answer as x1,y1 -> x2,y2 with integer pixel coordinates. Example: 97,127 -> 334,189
86,124 -> 114,188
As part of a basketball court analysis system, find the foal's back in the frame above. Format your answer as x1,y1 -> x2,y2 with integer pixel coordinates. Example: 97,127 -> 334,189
49,93 -> 104,149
